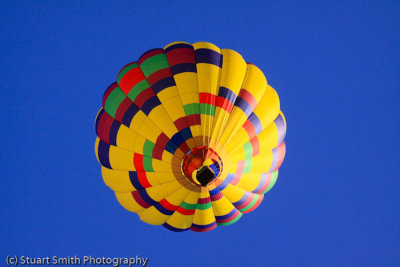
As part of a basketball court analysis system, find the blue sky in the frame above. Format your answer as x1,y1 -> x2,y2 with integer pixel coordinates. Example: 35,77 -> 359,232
1,1 -> 399,266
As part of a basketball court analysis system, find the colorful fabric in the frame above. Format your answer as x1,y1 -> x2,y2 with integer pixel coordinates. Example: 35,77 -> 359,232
94,41 -> 287,232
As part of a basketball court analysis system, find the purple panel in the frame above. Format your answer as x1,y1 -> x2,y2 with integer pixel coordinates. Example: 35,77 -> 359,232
151,77 -> 175,93
248,113 -> 262,135
275,114 -> 286,145
170,63 -> 197,75
141,95 -> 161,115
164,43 -> 193,53
121,104 -> 139,126
195,48 -> 222,67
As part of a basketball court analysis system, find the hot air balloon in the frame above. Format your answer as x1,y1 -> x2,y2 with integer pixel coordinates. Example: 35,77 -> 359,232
95,41 -> 286,232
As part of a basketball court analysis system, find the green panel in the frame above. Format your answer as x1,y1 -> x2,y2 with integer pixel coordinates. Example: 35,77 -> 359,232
239,194 -> 259,212
143,156 -> 154,172
180,201 -> 197,210
140,54 -> 170,77
199,103 -> 216,116
262,170 -> 278,194
128,80 -> 151,101
243,159 -> 252,173
143,140 -> 155,157
243,142 -> 253,159
117,63 -> 139,83
217,212 -> 242,226
196,202 -> 212,210
104,88 -> 126,118
183,103 -> 201,116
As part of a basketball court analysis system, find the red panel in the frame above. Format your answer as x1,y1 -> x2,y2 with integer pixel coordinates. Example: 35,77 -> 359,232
137,171 -> 152,188
146,68 -> 173,85
174,117 -> 190,131
257,174 -> 271,194
176,206 -> 196,216
133,88 -> 155,108
210,191 -> 223,201
242,195 -> 264,214
119,67 -> 146,94
159,199 -> 178,211
133,153 -> 145,172
114,98 -> 132,122
216,96 -> 234,112
131,191 -> 151,208
155,133 -> 169,148
242,120 -> 256,139
97,112 -> 113,143
198,197 -> 211,204
199,92 -> 217,105
238,89 -> 258,110
166,48 -> 195,65
216,210 -> 240,223
185,114 -> 201,127
274,142 -> 286,171
236,194 -> 254,210
190,224 -> 217,232
178,142 -> 190,154
250,137 -> 260,156
152,145 -> 164,160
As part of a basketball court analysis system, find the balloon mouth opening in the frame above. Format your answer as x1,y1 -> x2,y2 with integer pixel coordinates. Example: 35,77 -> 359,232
196,166 -> 215,186
181,146 -> 222,186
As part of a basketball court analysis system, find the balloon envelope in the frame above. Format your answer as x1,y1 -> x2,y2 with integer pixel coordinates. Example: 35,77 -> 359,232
95,41 -> 286,232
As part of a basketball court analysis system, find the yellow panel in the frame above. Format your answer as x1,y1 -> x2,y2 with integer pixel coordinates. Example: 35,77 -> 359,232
132,133 -> 146,151
145,172 -> 180,185
115,125 -> 137,152
147,106 -> 177,138
192,208 -> 215,225
101,167 -> 135,193
173,72 -> 199,96
129,111 -> 146,129
178,92 -> 196,104
146,181 -> 183,201
225,128 -> 249,154
152,160 -> 174,172
157,86 -> 180,101
248,152 -> 273,173
115,191 -> 145,212
217,109 -> 245,146
211,108 -> 230,142
193,42 -> 221,139
165,190 -> 202,230
185,190 -> 201,204
254,86 -> 280,129
219,49 -> 247,92
257,124 -> 279,153
241,64 -> 267,100
109,145 -> 135,170
218,64 -> 267,148
211,195 -> 236,216
196,64 -> 221,95
192,190 -> 215,225
161,96 -> 186,119
161,152 -> 174,164
164,186 -> 193,205
138,206 -> 169,225
193,41 -> 220,53
235,174 -> 263,192
166,212 -> 194,230
221,184 -> 246,203
227,148 -> 246,163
